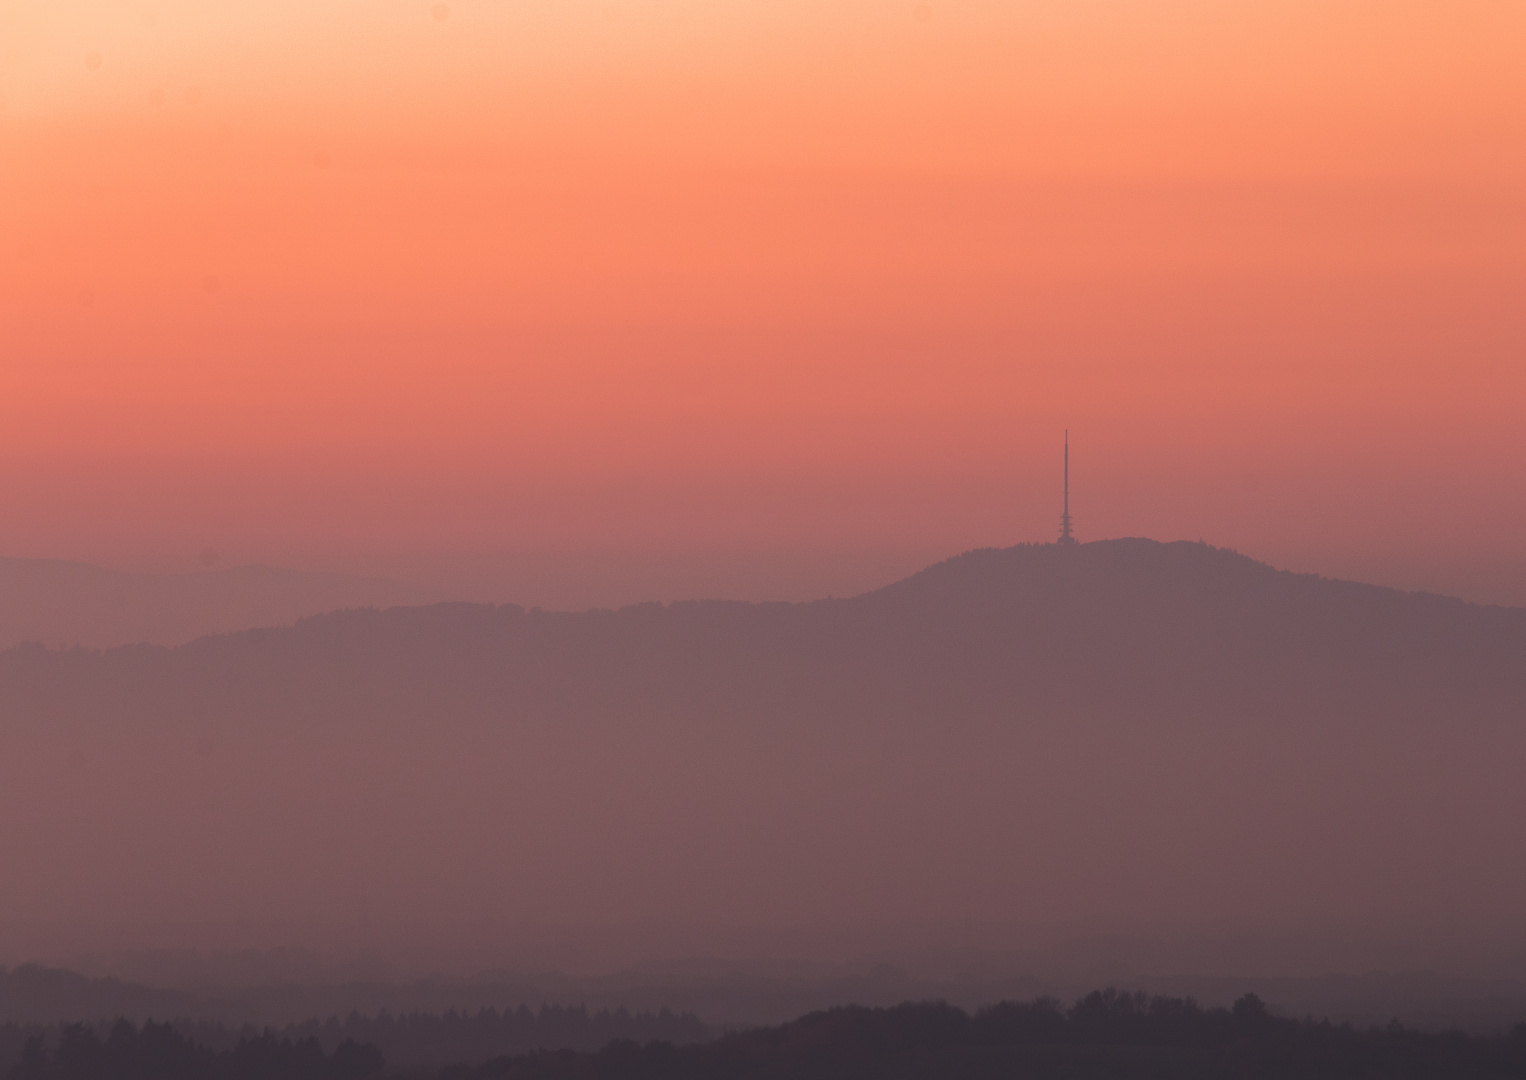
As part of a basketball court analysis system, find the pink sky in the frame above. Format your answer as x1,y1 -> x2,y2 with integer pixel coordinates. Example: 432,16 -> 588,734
2,0 -> 1523,604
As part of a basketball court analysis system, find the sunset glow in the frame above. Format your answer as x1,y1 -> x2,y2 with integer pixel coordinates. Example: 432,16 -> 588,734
3,0 -> 1523,601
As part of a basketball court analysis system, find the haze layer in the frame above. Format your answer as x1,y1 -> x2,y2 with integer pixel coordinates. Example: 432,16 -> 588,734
3,542 -> 1522,968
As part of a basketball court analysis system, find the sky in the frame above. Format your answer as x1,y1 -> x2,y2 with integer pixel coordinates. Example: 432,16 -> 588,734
2,0 -> 1524,606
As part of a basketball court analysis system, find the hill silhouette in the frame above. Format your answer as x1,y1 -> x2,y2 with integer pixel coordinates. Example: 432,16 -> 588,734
0,558 -> 443,650
2,539 -> 1523,963
447,994 -> 1526,1080
14,995 -> 1521,1080
8,994 -> 1526,1080
0,967 -> 198,1026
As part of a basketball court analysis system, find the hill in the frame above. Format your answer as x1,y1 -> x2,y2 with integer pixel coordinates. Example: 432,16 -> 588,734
1,540 -> 1523,966
14,994 -> 1519,1080
0,558 -> 443,649
0,966 -> 198,1025
446,994 -> 1526,1080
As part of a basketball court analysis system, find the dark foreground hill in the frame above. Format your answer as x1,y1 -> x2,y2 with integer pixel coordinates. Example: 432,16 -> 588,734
2,1022 -> 382,1080
1,540 -> 1523,956
457,993 -> 1526,1080
7,994 -> 1526,1080
0,1002 -> 710,1074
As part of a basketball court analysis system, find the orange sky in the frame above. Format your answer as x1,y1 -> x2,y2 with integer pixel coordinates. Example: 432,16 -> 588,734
2,0 -> 1523,603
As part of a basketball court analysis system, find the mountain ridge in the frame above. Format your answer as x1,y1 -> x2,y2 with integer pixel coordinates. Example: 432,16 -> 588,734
1,537 -> 1521,952
0,556 -> 445,651
6,539 -> 1519,663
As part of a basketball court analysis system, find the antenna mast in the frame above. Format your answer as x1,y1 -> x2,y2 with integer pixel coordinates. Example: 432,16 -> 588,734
1058,431 -> 1076,545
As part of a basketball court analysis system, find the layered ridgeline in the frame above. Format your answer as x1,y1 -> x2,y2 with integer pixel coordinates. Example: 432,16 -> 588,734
7,996 -> 1526,1080
1,540 -> 1523,956
0,558 -> 441,650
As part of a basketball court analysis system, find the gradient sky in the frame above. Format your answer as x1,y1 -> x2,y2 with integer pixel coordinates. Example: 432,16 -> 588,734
2,0 -> 1523,604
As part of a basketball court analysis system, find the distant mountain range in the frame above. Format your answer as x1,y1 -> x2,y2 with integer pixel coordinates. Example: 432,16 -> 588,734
0,558 -> 444,649
2,540 -> 1523,970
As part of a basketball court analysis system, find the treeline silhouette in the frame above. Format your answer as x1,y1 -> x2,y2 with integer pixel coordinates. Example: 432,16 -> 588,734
3,1021 -> 382,1080
0,1007 -> 712,1073
454,992 -> 1526,1080
7,993 -> 1526,1079
185,1007 -> 711,1067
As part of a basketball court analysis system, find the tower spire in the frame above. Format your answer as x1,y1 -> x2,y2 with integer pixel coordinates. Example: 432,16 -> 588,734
1058,430 -> 1076,545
